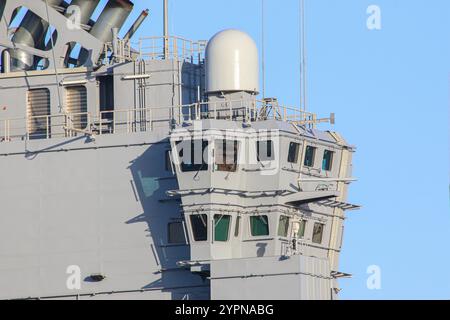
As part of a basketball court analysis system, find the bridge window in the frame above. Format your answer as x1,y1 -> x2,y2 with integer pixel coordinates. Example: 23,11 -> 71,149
214,215 -> 231,242
292,220 -> 307,238
312,223 -> 324,244
257,140 -> 274,161
177,140 -> 209,172
215,140 -> 238,172
168,222 -> 186,244
304,146 -> 316,167
322,150 -> 334,171
250,215 -> 269,236
277,215 -> 290,237
190,214 -> 208,241
288,142 -> 300,163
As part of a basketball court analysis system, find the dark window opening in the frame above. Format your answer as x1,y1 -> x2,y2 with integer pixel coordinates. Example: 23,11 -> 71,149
168,222 -> 186,244
250,215 -> 269,236
322,150 -> 334,171
304,146 -> 316,167
257,140 -> 274,161
98,75 -> 115,124
214,215 -> 231,242
288,142 -> 300,163
177,140 -> 209,172
312,223 -> 324,244
215,140 -> 238,172
190,214 -> 208,241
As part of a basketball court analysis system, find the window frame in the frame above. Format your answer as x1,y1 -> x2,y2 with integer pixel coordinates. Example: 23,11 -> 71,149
303,145 -> 317,167
189,214 -> 208,242
256,140 -> 275,162
322,149 -> 334,171
215,139 -> 239,172
167,221 -> 186,244
287,142 -> 300,163
277,215 -> 290,237
213,214 -> 232,242
177,139 -> 209,173
250,215 -> 270,237
312,222 -> 325,244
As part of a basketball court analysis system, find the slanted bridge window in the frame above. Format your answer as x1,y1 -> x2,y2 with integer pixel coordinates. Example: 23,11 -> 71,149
214,215 -> 231,242
215,140 -> 238,172
277,215 -> 290,237
168,222 -> 186,244
312,223 -> 324,244
304,146 -> 316,167
257,140 -> 274,161
190,214 -> 208,241
322,150 -> 334,171
177,140 -> 209,172
250,215 -> 269,236
288,142 -> 300,163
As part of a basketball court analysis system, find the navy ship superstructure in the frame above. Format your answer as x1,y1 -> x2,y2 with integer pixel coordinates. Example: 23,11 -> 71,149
0,0 -> 359,300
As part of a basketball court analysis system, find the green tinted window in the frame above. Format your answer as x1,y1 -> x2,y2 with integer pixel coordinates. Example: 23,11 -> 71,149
214,215 -> 231,242
322,150 -> 334,171
304,146 -> 316,167
277,216 -> 290,237
190,214 -> 208,241
250,216 -> 269,236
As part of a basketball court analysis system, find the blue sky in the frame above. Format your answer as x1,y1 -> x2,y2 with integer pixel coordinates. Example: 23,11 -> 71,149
14,0 -> 447,299
119,0 -> 449,300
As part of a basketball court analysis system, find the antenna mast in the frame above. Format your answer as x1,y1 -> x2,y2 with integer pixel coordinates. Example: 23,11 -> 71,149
261,0 -> 266,99
299,0 -> 308,112
163,0 -> 169,59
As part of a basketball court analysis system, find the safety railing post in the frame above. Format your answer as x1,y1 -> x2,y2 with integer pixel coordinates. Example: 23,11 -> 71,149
46,116 -> 50,139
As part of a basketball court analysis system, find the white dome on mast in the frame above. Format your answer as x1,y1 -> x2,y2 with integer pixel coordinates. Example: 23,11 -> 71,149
205,29 -> 259,94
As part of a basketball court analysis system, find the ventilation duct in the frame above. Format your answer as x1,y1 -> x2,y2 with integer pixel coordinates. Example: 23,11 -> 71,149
8,0 -> 64,71
89,0 -> 134,43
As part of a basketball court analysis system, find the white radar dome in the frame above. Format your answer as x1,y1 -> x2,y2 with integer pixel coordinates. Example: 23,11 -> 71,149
206,29 -> 259,94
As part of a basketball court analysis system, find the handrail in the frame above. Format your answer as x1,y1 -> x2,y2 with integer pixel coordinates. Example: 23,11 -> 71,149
0,99 -> 330,143
102,36 -> 207,65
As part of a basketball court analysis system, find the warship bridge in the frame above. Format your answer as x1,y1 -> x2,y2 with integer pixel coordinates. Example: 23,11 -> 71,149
0,0 -> 358,300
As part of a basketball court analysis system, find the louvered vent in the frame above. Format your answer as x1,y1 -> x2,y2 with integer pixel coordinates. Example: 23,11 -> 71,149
65,86 -> 88,130
27,88 -> 50,139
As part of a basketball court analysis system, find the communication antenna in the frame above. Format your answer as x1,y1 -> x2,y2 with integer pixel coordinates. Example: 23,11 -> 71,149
163,0 -> 169,59
299,0 -> 307,112
261,0 -> 266,99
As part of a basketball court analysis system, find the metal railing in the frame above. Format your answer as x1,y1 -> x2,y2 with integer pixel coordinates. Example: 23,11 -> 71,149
102,36 -> 207,65
0,99 -> 329,143
137,36 -> 207,63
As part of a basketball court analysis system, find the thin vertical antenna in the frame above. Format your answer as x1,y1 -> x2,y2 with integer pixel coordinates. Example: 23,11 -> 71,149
299,0 -> 308,112
163,0 -> 169,59
261,0 -> 266,99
